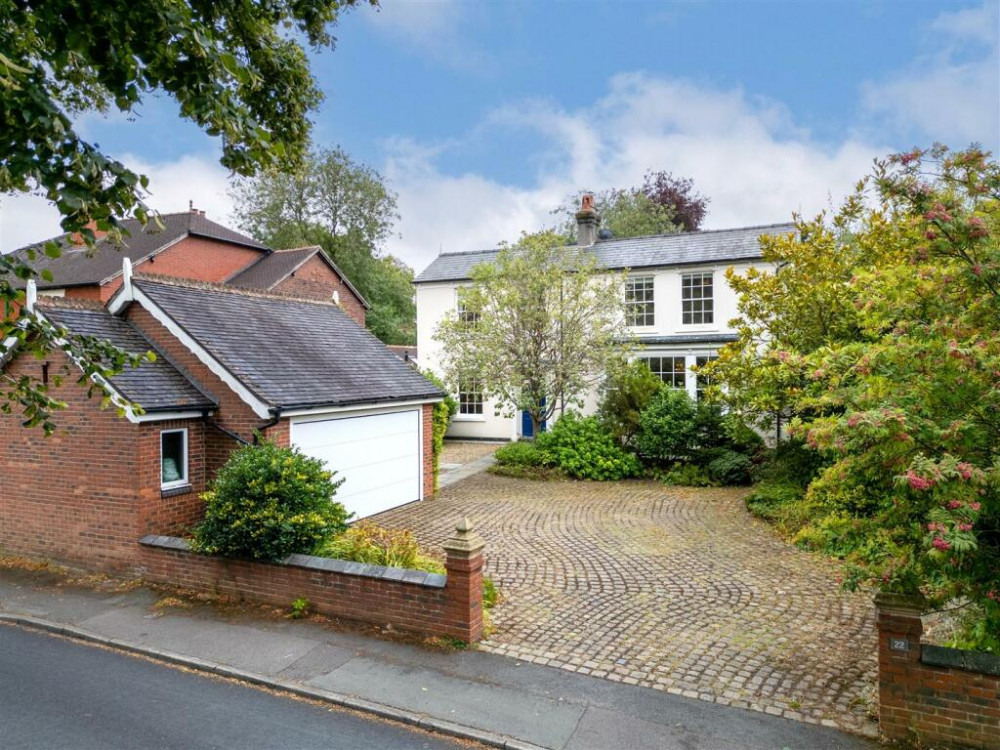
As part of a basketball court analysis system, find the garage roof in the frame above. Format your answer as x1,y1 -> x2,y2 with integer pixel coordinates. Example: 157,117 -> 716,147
37,299 -> 216,413
131,276 -> 442,410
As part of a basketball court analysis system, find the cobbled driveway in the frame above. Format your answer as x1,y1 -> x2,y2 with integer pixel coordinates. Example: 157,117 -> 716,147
373,473 -> 878,734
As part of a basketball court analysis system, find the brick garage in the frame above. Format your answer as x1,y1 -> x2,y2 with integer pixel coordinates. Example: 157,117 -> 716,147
1,274 -> 441,574
875,593 -> 1000,749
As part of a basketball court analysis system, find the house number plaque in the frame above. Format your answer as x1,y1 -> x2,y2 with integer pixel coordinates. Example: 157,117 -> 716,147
889,637 -> 910,652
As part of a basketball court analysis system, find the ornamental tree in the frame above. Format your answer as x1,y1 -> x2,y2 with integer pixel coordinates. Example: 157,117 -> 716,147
1,0 -> 371,427
712,146 -> 1000,648
434,231 -> 632,437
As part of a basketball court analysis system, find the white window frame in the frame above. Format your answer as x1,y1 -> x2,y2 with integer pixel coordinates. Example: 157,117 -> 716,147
625,275 -> 656,328
681,272 -> 715,326
457,379 -> 484,418
160,428 -> 189,490
642,356 -> 687,389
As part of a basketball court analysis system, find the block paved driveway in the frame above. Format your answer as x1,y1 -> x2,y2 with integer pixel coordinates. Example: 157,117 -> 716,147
374,471 -> 879,735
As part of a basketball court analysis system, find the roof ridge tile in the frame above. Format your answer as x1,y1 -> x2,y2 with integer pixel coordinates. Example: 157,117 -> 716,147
133,273 -> 340,308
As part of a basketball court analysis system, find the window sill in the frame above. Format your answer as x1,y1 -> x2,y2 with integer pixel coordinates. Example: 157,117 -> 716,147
454,415 -> 486,422
161,484 -> 192,498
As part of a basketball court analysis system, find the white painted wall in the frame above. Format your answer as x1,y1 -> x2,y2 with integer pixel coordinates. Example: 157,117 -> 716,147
416,260 -> 770,440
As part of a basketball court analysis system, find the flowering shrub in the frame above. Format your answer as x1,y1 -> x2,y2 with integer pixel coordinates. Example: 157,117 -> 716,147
536,412 -> 641,481
192,441 -> 349,563
708,146 -> 1000,649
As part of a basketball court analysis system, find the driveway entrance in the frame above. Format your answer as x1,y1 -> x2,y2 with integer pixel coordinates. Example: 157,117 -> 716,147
373,473 -> 878,734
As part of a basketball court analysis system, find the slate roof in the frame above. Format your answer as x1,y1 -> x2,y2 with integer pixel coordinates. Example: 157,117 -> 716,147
132,277 -> 442,410
414,223 -> 797,283
7,212 -> 267,290
38,300 -> 216,413
226,246 -> 371,309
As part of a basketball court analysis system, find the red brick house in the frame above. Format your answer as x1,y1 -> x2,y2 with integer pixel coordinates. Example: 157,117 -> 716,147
0,267 -> 441,572
6,208 -> 370,326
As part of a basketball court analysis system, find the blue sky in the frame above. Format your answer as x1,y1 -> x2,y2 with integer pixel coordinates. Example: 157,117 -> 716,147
2,0 -> 998,271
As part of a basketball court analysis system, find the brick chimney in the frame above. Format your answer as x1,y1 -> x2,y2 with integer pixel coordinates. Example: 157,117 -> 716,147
575,193 -> 599,247
70,219 -> 107,246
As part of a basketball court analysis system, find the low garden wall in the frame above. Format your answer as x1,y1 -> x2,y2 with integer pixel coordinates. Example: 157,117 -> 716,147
137,520 -> 485,643
875,592 -> 1000,749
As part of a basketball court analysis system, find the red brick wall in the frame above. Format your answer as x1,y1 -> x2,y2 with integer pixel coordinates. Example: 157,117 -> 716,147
135,237 -> 264,289
422,402 -> 435,499
272,254 -> 366,327
62,237 -> 265,302
138,535 -> 484,642
876,596 -> 1000,749
0,349 -> 209,570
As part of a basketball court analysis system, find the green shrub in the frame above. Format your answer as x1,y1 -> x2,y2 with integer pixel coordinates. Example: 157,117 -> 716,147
494,440 -> 545,467
752,439 -> 827,488
192,441 -> 349,562
597,359 -> 663,445
707,449 -> 753,485
318,521 -> 445,573
482,576 -> 499,609
422,370 -> 458,489
536,412 -> 641,481
635,389 -> 699,464
660,463 -> 716,487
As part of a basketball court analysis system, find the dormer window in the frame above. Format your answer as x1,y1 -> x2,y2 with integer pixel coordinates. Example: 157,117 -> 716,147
681,272 -> 714,325
625,276 -> 655,327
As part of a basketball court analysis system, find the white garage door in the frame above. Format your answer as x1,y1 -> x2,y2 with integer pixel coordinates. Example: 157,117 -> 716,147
291,409 -> 422,519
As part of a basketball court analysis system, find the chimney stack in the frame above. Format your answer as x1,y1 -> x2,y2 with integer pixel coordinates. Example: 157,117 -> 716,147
575,193 -> 599,247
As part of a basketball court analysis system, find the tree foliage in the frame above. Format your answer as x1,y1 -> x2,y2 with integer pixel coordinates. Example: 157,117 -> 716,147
708,146 -> 1000,647
642,170 -> 709,232
557,171 -> 708,240
434,230 -> 632,437
231,146 -> 416,344
597,358 -> 663,446
2,0 -> 369,426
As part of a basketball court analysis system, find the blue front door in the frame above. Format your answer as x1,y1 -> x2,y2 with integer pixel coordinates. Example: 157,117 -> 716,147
521,400 -> 546,438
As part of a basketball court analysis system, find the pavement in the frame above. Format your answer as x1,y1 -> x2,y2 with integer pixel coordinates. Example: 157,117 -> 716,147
0,624 -> 465,750
0,565 -> 873,750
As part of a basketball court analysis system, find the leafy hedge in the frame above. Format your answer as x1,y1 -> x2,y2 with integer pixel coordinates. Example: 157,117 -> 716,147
422,370 -> 458,489
192,441 -> 349,562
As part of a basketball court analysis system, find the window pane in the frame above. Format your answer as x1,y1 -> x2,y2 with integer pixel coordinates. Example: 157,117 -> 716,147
459,380 -> 484,415
626,276 -> 655,327
681,272 -> 714,325
161,431 -> 186,485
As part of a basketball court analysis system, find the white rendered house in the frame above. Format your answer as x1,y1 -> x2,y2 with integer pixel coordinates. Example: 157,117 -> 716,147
414,203 -> 796,441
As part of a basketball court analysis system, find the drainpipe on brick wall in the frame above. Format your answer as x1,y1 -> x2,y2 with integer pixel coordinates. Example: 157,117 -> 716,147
254,408 -> 282,444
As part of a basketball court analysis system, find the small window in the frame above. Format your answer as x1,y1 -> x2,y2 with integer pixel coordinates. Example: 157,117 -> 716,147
625,276 -> 655,327
457,301 -> 480,326
682,272 -> 714,325
161,429 -> 188,489
695,355 -> 719,400
458,380 -> 484,415
643,356 -> 687,389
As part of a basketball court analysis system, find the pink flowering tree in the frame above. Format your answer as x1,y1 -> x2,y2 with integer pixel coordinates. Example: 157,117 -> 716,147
712,146 -> 1000,649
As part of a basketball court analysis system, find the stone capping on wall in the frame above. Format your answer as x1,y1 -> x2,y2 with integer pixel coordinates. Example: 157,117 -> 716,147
139,535 -> 448,588
137,519 -> 485,643
921,643 -> 1000,676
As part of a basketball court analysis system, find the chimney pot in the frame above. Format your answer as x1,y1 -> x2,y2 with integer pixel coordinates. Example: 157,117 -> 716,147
575,192 -> 599,247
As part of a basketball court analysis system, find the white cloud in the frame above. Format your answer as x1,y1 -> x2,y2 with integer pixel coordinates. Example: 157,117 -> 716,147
0,154 -> 235,254
385,73 -> 888,274
861,1 -> 999,148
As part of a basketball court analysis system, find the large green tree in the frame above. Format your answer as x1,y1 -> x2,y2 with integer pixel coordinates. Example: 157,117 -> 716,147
434,231 -> 631,437
1,0 -> 371,428
231,147 -> 416,344
708,147 -> 1000,649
